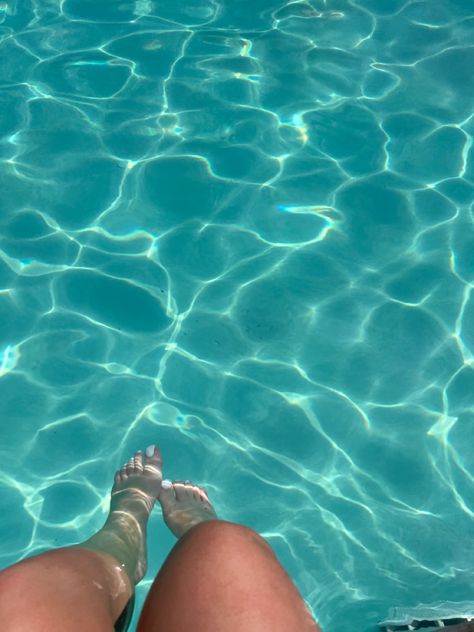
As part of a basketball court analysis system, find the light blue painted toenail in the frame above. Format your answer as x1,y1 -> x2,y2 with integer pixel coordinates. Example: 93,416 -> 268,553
145,445 -> 155,457
161,479 -> 172,489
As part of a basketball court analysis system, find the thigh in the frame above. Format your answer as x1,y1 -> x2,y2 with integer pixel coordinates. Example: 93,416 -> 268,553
0,548 -> 123,632
137,521 -> 321,632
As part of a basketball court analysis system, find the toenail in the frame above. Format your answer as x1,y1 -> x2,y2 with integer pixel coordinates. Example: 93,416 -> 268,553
162,479 -> 173,489
145,445 -> 155,457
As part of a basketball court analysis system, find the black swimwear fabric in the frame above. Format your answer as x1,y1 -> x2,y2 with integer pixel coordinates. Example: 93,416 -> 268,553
380,619 -> 474,631
114,595 -> 135,632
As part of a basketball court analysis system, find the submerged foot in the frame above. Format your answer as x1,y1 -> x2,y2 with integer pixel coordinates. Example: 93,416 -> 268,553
159,480 -> 217,538
83,444 -> 163,584
110,444 -> 163,512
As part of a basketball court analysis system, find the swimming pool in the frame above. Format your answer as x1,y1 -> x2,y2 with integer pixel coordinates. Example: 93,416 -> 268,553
0,1 -> 473,630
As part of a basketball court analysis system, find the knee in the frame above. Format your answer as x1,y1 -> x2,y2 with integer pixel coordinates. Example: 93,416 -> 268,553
184,520 -> 273,556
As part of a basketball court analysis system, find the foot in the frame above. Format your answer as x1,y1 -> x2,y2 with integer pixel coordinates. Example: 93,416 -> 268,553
110,444 -> 163,513
158,480 -> 217,538
82,445 -> 163,584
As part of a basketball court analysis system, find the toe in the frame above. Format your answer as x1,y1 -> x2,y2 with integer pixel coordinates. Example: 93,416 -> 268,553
184,483 -> 196,499
197,486 -> 209,502
173,482 -> 187,501
158,480 -> 176,511
114,471 -> 122,486
191,485 -> 201,501
126,457 -> 135,476
144,444 -> 163,473
120,464 -> 128,480
134,451 -> 144,470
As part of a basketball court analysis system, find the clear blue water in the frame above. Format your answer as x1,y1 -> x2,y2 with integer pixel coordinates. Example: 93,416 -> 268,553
1,1 -> 473,631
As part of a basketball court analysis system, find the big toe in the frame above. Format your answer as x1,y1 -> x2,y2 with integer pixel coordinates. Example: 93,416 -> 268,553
144,444 -> 163,473
158,480 -> 176,511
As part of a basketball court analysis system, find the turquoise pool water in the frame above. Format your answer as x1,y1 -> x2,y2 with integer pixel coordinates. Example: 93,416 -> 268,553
1,1 -> 473,630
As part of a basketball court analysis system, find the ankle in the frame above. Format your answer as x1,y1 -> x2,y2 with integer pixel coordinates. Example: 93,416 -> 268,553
108,502 -> 151,527
110,488 -> 156,514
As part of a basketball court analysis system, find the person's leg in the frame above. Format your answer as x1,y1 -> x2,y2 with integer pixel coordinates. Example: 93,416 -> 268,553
137,481 -> 321,632
0,445 -> 163,632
